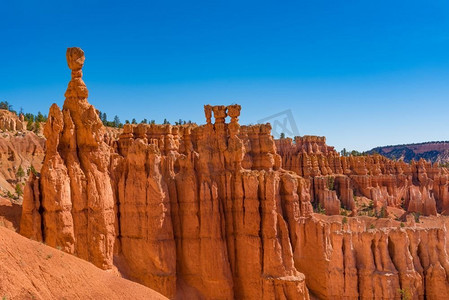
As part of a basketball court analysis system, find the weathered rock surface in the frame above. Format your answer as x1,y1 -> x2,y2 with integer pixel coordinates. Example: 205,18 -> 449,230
0,129 -> 45,195
21,47 -> 116,269
295,215 -> 449,299
0,226 -> 167,300
21,48 -> 310,299
19,172 -> 42,240
18,47 -> 449,300
276,136 -> 449,217
0,109 -> 26,132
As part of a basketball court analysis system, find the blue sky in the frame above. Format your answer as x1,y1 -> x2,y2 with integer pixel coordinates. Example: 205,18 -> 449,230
1,0 -> 448,151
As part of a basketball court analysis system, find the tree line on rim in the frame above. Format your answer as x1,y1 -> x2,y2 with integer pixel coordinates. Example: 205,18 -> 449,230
1,100 -> 194,131
97,110 -> 194,128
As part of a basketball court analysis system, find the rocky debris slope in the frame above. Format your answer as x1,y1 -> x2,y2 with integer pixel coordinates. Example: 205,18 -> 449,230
369,141 -> 449,164
0,226 -> 167,300
276,136 -> 449,217
21,48 -> 310,299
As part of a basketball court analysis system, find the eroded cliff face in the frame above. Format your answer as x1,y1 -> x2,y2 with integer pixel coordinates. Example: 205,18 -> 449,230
272,137 -> 449,299
295,215 -> 449,299
276,136 -> 449,218
21,48 -> 310,299
19,47 -> 449,300
0,109 -> 45,197
111,105 -> 311,299
0,109 -> 26,132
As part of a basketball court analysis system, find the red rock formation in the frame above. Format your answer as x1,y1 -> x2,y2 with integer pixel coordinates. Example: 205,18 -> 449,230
19,47 -> 449,300
113,125 -> 177,298
0,109 -> 26,131
21,48 -> 116,269
21,48 -> 310,299
0,129 -> 45,196
19,173 -> 41,240
276,137 -> 449,217
295,215 -> 449,299
272,137 -> 449,297
111,106 -> 311,298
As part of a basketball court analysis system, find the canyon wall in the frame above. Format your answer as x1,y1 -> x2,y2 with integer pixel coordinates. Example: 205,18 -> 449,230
0,110 -> 45,196
21,48 -> 310,299
19,47 -> 449,299
276,136 -> 449,217
274,137 -> 449,299
296,215 -> 449,299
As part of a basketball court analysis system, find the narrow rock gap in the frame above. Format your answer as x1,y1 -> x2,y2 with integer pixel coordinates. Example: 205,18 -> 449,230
242,174 -> 246,226
279,178 -> 287,222
220,174 -> 227,239
116,191 -> 122,240
417,242 -> 427,299
258,174 -> 264,275
196,174 -> 202,238
38,179 -> 45,242
225,172 -> 236,298
356,265 -> 362,298
342,236 -> 346,284
371,239 -> 378,271
311,177 -> 316,209
387,237 -> 399,273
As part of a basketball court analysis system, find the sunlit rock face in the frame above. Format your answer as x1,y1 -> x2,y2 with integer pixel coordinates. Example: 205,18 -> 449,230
20,47 -> 449,299
276,136 -> 449,217
21,47 -> 115,269
21,48 -> 310,299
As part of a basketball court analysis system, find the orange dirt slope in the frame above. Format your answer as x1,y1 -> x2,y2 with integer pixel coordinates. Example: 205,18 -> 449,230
0,226 -> 167,300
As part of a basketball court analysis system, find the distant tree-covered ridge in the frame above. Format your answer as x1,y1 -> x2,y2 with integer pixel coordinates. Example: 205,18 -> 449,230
371,141 -> 449,149
367,141 -> 449,165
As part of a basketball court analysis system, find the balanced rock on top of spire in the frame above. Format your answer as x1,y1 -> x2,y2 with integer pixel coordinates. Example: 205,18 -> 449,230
65,47 -> 88,99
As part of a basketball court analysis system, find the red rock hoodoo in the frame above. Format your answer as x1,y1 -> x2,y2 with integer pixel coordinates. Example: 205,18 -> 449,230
276,136 -> 449,299
276,136 -> 449,217
20,47 -> 449,299
21,47 -> 115,268
21,48 -> 310,299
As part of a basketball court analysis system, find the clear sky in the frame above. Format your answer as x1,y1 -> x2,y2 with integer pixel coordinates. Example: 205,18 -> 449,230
1,0 -> 448,151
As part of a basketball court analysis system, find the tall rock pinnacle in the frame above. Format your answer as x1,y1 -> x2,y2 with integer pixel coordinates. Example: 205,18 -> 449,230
65,47 -> 88,99
21,47 -> 116,269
